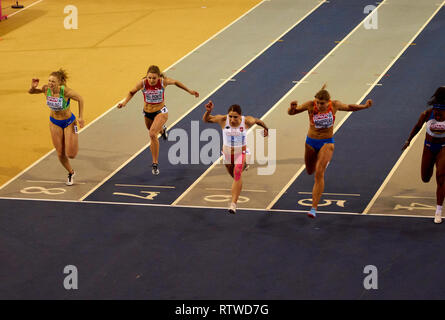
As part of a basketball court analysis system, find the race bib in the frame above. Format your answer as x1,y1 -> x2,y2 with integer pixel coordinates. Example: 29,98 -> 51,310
47,96 -> 64,110
144,89 -> 163,104
313,112 -> 334,129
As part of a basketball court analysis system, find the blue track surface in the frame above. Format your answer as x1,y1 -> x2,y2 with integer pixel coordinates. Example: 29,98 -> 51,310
2,199 -> 445,299
86,0 -> 371,204
273,7 -> 445,213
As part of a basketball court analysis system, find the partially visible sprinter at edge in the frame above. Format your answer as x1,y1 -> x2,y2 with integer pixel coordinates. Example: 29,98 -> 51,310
403,86 -> 445,224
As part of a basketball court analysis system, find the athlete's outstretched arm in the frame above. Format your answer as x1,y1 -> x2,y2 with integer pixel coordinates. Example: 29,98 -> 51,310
288,100 -> 311,115
402,109 -> 430,150
245,116 -> 269,137
117,81 -> 143,108
28,78 -> 46,94
66,88 -> 85,128
202,100 -> 225,125
164,77 -> 199,98
334,99 -> 373,112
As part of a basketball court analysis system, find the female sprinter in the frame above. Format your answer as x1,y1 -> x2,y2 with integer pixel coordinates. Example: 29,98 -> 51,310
117,65 -> 199,175
203,100 -> 269,214
402,86 -> 445,224
288,85 -> 372,218
28,69 -> 84,185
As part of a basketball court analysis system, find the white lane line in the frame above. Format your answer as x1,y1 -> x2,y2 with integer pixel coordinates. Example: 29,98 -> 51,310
363,128 -> 425,213
298,192 -> 361,196
268,0 -> 445,211
83,1 -> 327,203
115,184 -> 175,189
6,0 -> 44,18
171,2 -> 352,207
0,196 -> 439,219
0,0 -> 268,192
205,188 -> 267,193
26,180 -> 87,185
266,0 -> 388,210
363,1 -> 445,213
393,195 -> 436,199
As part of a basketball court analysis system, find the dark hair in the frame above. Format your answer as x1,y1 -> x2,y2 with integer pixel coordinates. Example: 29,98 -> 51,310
228,104 -> 242,115
147,65 -> 164,78
428,86 -> 445,106
314,84 -> 330,101
50,68 -> 68,85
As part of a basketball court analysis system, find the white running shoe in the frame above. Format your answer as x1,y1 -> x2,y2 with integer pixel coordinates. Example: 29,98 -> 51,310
152,163 -> 160,175
228,202 -> 237,214
66,170 -> 75,186
434,212 -> 442,224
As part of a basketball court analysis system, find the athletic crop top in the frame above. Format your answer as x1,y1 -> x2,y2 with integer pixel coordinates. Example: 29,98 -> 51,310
426,109 -> 445,138
142,78 -> 165,104
310,100 -> 335,129
222,116 -> 247,148
46,85 -> 70,111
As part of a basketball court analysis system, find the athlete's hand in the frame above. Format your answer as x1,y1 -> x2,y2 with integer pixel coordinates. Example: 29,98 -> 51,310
190,90 -> 199,98
402,140 -> 410,151
263,128 -> 269,137
205,100 -> 214,111
365,99 -> 373,108
117,102 -> 126,109
290,101 -> 298,109
31,78 -> 39,88
77,118 -> 85,129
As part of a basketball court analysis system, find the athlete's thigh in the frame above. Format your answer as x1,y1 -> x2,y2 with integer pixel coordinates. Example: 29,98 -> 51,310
435,147 -> 445,180
305,143 -> 318,174
144,116 -> 153,131
49,122 -> 65,155
64,121 -> 78,156
421,146 -> 435,182
225,164 -> 234,177
150,113 -> 168,134
316,143 -> 334,170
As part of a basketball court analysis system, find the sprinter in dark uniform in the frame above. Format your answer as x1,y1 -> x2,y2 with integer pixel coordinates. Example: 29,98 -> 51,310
403,86 -> 445,224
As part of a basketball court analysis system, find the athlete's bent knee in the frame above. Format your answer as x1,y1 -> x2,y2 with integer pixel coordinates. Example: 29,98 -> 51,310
67,151 -> 77,159
234,164 -> 243,181
149,129 -> 158,140
314,168 -> 325,181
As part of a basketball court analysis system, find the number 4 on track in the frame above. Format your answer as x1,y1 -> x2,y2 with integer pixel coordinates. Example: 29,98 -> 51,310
394,202 -> 435,211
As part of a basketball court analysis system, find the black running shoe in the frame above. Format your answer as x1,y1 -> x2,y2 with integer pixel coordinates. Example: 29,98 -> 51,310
66,170 -> 75,186
161,125 -> 168,140
152,163 -> 160,175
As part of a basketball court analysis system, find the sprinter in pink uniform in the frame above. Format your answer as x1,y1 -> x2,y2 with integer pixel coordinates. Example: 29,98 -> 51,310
203,100 -> 269,214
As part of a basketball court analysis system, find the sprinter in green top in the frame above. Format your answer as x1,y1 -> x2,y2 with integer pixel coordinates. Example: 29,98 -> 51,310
28,69 -> 85,185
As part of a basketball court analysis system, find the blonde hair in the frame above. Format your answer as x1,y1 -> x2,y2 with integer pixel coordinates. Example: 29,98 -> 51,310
50,68 -> 68,85
314,83 -> 330,101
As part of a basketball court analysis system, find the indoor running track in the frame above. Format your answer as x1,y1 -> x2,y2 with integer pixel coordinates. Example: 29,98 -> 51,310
1,0 -> 445,299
